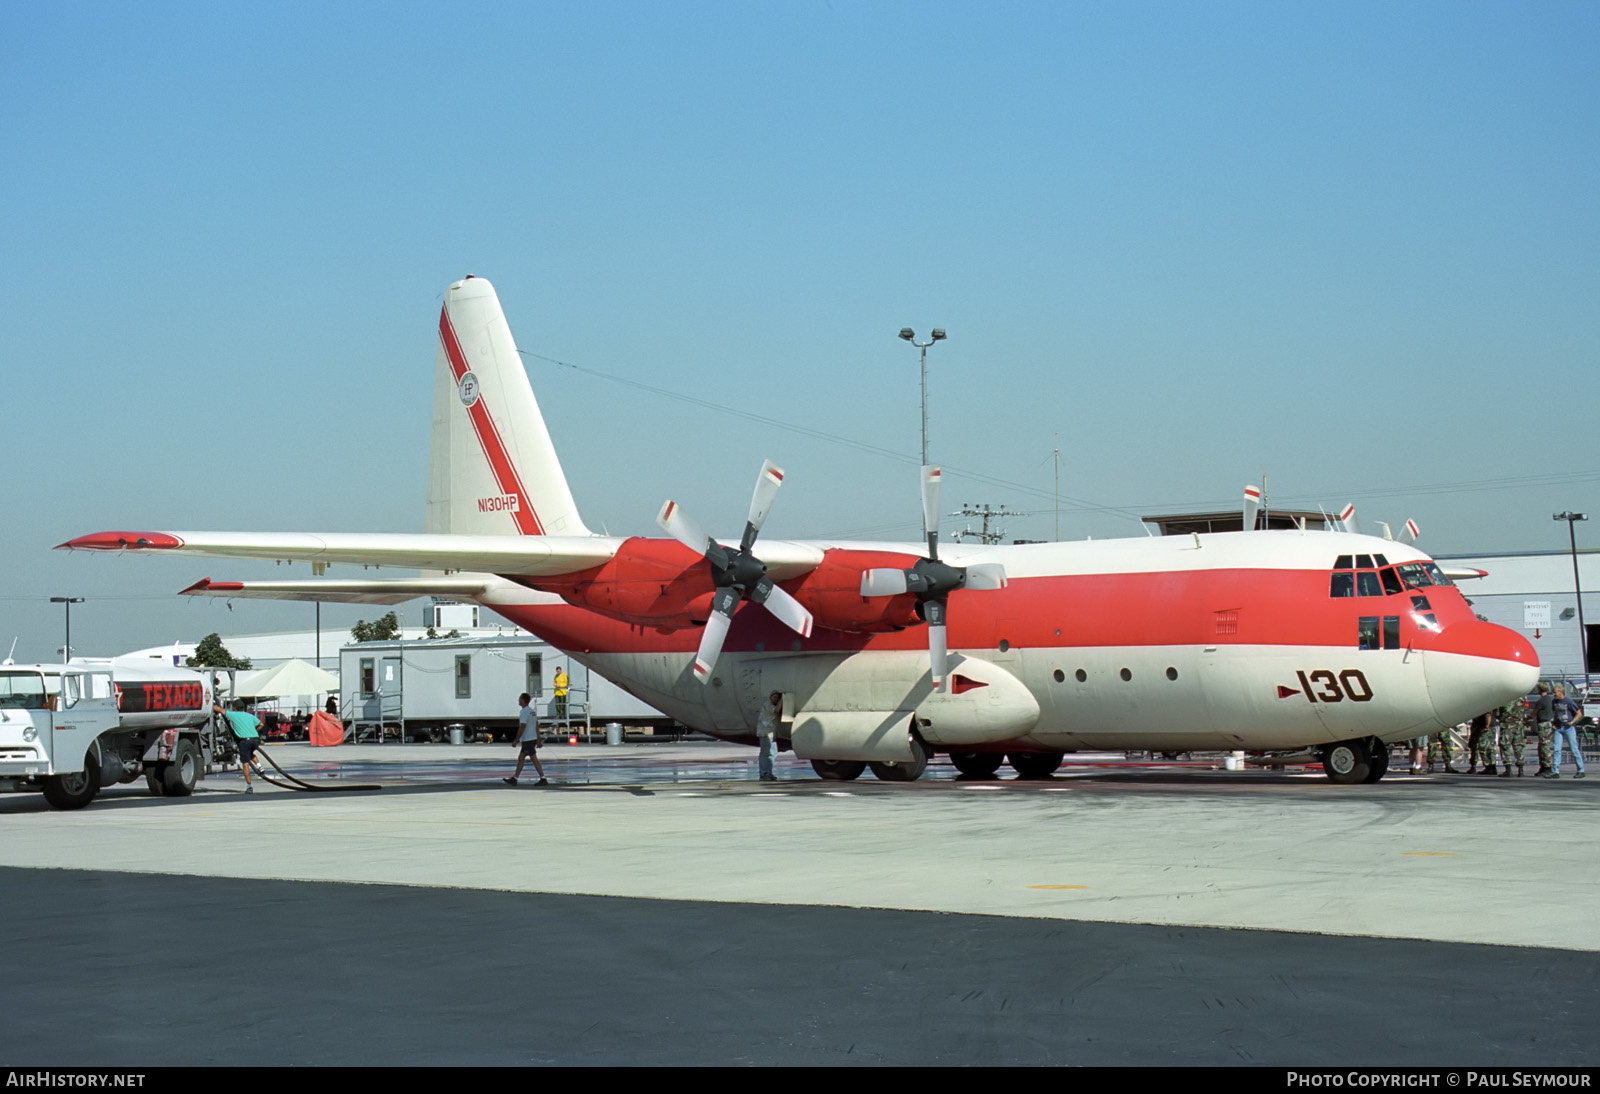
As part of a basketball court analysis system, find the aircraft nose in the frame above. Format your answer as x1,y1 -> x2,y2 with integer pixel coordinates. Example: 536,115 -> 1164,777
1420,620 -> 1540,728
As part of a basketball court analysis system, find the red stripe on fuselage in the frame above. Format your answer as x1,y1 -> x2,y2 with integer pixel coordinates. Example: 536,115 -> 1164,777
438,305 -> 544,536
493,564 -> 1489,659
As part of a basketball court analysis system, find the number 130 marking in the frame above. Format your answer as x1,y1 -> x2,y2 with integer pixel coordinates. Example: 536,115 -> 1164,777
1295,669 -> 1374,703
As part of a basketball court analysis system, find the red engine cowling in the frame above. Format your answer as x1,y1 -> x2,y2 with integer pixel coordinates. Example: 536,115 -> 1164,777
790,549 -> 923,634
537,537 -> 716,629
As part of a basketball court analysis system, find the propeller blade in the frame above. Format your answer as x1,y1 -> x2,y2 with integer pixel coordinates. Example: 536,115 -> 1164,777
691,589 -> 739,683
860,568 -> 910,597
1243,484 -> 1261,532
658,500 -> 715,557
925,598 -> 949,688
751,580 -> 814,637
1404,518 -> 1420,542
963,563 -> 1007,591
745,460 -> 784,540
1337,503 -> 1358,535
921,465 -> 941,558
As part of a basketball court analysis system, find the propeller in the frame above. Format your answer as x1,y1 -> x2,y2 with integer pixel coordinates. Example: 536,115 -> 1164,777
1337,503 -> 1358,535
657,460 -> 813,683
859,466 -> 1006,689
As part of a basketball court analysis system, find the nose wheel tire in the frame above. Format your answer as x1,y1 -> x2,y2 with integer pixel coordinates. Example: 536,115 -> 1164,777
1321,739 -> 1373,785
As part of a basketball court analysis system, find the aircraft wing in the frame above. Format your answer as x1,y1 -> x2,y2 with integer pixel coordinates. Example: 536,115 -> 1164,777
179,576 -> 504,605
58,530 -> 827,582
58,531 -> 626,576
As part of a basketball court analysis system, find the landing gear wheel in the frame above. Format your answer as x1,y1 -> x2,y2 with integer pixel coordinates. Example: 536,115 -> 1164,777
145,766 -> 168,797
949,752 -> 1005,778
1321,739 -> 1372,785
1008,751 -> 1065,780
810,759 -> 866,781
161,740 -> 200,797
42,751 -> 101,810
1363,741 -> 1390,784
869,737 -> 930,782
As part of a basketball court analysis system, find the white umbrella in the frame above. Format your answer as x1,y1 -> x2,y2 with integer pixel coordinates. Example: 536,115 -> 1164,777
234,658 -> 339,698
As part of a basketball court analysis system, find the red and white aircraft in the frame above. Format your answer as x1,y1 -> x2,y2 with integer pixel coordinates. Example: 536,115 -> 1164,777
61,276 -> 1539,783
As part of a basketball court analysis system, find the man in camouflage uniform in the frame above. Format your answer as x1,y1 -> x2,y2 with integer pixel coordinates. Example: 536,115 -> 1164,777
1534,682 -> 1555,776
1495,697 -> 1528,777
1428,723 -> 1461,773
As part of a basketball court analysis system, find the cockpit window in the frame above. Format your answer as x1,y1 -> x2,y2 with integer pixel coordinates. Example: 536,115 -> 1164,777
1396,563 -> 1432,589
1330,572 -> 1355,598
1355,554 -> 1374,569
1422,562 -> 1454,587
1373,553 -> 1389,566
1334,555 -> 1354,570
1380,568 -> 1403,596
1356,571 -> 1383,597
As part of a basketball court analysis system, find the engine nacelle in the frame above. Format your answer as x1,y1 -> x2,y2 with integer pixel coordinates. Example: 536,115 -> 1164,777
789,549 -> 923,634
539,537 -> 714,629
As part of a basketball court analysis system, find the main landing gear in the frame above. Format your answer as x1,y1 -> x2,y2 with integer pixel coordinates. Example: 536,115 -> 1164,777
1320,738 -> 1390,785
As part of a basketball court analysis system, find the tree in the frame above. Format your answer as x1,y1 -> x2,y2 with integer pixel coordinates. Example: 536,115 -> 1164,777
351,612 -> 402,642
186,633 -> 252,670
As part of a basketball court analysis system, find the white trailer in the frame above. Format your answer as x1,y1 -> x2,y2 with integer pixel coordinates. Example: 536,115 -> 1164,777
338,636 -> 669,741
0,663 -> 232,808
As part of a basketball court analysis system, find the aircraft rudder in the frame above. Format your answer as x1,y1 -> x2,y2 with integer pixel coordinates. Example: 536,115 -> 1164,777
425,276 -> 591,537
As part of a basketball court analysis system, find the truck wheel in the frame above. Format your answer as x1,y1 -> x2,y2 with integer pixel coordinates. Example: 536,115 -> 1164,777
161,741 -> 200,797
146,766 -> 168,796
42,755 -> 101,810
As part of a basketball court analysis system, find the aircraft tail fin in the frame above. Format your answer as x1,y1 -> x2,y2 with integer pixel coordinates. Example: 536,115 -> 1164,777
425,276 -> 591,537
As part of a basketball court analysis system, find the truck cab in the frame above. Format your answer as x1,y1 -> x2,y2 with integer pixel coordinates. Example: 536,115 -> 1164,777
0,665 -> 120,808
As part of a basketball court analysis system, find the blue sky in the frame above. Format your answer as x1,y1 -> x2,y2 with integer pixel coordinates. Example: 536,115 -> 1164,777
4,1 -> 1597,660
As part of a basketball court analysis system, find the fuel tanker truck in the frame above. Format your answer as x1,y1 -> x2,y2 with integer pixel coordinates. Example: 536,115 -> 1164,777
0,661 -> 235,809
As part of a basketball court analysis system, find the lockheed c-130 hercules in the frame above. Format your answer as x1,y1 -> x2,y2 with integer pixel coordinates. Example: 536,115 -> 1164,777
62,276 -> 1539,783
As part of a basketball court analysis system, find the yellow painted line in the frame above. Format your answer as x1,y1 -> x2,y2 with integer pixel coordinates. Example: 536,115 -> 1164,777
1028,884 -> 1090,890
1403,851 -> 1457,857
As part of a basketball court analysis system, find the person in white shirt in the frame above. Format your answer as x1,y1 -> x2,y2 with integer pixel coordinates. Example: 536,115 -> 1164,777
503,692 -> 548,786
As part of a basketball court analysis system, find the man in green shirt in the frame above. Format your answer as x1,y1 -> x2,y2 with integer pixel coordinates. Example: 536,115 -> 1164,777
214,703 -> 263,794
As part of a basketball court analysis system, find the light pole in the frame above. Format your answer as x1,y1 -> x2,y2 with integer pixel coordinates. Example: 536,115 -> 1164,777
50,597 -> 83,663
898,327 -> 946,467
1554,512 -> 1589,686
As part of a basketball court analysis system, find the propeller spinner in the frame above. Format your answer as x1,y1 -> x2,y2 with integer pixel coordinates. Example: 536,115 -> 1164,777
859,466 -> 1006,689
657,460 -> 813,683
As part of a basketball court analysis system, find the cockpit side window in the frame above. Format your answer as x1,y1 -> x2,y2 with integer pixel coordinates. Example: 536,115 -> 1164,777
1380,568 -> 1403,596
1422,562 -> 1454,588
1330,572 -> 1355,597
1356,571 -> 1383,597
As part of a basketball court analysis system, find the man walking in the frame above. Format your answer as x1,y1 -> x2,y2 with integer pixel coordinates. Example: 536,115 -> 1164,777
1546,684 -> 1586,779
503,692 -> 548,786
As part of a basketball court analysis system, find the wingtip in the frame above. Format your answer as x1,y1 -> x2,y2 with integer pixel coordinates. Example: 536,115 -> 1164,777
58,531 -> 185,551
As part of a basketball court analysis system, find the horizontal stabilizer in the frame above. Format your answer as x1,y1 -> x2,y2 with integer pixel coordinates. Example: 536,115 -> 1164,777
180,576 -> 500,605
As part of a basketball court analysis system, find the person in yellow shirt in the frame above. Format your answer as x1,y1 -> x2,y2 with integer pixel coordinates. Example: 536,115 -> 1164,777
553,666 -> 569,726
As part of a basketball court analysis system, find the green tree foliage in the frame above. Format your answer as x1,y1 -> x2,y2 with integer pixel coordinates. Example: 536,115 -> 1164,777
186,632 -> 252,670
351,612 -> 402,642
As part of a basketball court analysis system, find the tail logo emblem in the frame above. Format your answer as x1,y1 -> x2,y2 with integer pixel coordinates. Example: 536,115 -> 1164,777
458,371 -> 481,408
